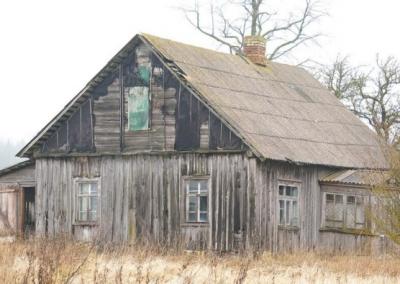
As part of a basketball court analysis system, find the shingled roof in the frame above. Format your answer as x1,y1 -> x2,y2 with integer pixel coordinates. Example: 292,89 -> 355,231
18,33 -> 388,169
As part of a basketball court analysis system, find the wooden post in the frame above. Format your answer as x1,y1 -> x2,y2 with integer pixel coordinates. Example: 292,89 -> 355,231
18,188 -> 25,237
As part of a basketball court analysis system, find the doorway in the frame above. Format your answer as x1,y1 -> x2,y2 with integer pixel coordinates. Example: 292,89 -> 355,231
23,187 -> 35,235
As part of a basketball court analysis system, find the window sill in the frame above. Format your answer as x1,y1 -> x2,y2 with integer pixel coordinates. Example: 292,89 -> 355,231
73,222 -> 99,227
319,227 -> 375,236
181,222 -> 209,228
278,225 -> 300,231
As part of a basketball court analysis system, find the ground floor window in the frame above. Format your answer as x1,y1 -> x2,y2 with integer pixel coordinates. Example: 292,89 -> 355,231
185,178 -> 209,223
278,183 -> 300,227
75,180 -> 99,223
323,192 -> 366,229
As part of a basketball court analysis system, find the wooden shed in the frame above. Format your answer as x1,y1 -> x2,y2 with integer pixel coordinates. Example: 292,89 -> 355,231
14,34 -> 388,252
0,160 -> 35,236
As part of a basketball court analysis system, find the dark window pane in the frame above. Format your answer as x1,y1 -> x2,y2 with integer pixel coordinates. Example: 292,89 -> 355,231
347,196 -> 355,204
292,187 -> 298,197
279,200 -> 285,225
200,196 -> 208,211
91,197 -> 97,211
199,213 -> 207,222
189,196 -> 197,211
286,186 -> 291,196
188,213 -> 196,222
279,186 -> 284,196
326,194 -> 334,202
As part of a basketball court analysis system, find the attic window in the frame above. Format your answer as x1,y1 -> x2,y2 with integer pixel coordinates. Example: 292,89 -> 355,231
127,87 -> 150,131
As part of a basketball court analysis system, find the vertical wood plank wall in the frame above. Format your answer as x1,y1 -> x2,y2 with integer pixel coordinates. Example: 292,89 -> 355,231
35,154 -> 379,252
0,185 -> 21,235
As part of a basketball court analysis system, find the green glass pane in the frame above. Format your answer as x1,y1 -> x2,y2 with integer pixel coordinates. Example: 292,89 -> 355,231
128,87 -> 149,131
200,196 -> 208,211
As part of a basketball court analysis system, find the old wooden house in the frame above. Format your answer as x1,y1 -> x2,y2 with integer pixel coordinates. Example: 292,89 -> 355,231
1,34 -> 389,252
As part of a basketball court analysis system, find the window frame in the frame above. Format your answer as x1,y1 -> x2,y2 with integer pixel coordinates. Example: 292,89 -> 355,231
277,181 -> 301,229
73,178 -> 101,226
183,176 -> 210,224
322,191 -> 367,230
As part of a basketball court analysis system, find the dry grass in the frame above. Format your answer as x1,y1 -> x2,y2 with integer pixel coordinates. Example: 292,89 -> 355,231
1,238 -> 400,283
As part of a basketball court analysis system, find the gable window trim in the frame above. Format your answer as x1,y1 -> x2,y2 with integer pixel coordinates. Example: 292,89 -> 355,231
277,181 -> 301,229
182,176 -> 210,224
73,177 -> 101,226
322,191 -> 367,231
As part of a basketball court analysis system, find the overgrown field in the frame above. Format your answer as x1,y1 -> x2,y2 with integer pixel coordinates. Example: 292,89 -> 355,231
1,238 -> 400,283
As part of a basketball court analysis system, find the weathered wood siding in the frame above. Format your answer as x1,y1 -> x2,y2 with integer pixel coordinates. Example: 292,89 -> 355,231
0,164 -> 35,185
0,187 -> 19,234
93,75 -> 121,152
37,154 -> 382,252
0,164 -> 36,235
35,154 -> 254,248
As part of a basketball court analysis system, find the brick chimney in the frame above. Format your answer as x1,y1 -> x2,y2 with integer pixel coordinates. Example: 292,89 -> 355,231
243,36 -> 266,66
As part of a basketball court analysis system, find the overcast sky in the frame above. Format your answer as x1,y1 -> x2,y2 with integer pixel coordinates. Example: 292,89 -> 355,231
0,0 -> 399,143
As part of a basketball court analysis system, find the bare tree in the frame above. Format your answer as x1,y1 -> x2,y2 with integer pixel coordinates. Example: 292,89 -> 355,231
182,0 -> 327,60
319,55 -> 400,146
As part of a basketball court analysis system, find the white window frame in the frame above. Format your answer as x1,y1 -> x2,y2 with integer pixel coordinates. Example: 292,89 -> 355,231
277,181 -> 300,228
322,192 -> 366,230
184,177 -> 210,223
73,178 -> 100,225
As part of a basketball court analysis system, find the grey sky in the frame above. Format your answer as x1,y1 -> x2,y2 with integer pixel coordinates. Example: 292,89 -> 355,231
0,0 -> 399,142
